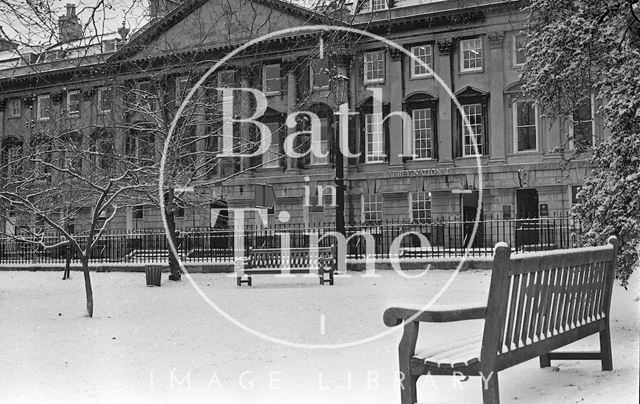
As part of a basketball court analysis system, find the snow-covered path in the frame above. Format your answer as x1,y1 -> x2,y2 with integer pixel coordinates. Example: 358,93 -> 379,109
1,269 -> 638,404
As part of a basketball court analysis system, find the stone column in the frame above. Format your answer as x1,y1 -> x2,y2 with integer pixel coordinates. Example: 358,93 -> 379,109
436,39 -> 454,164
487,31 -> 506,162
388,49 -> 404,166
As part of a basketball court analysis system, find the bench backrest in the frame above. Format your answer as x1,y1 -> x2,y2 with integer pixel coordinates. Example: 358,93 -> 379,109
481,237 -> 619,371
248,246 -> 336,269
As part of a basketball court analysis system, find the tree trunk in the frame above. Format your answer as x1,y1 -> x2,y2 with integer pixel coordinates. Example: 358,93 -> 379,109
82,257 -> 94,317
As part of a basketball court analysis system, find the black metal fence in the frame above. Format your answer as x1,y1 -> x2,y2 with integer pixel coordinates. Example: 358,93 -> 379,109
0,214 -> 582,265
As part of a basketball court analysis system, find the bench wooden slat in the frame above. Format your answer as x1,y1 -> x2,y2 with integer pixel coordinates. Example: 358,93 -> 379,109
513,272 -> 528,348
536,268 -> 551,340
503,273 -> 519,351
508,247 -> 614,275
543,268 -> 559,338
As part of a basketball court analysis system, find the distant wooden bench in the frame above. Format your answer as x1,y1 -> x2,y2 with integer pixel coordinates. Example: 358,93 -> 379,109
237,245 -> 337,286
383,236 -> 619,404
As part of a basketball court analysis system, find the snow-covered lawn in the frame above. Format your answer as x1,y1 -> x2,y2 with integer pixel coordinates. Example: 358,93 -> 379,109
1,268 -> 638,404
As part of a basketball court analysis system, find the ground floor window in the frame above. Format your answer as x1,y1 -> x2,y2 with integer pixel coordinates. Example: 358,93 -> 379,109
410,191 -> 432,223
362,194 -> 382,223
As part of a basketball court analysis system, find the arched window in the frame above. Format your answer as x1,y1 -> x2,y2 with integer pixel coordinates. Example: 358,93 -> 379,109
90,128 -> 114,170
1,137 -> 23,177
403,92 -> 438,160
453,86 -> 489,158
357,97 -> 390,164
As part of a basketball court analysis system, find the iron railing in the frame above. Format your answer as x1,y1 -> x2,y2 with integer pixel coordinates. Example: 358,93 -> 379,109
0,214 -> 582,265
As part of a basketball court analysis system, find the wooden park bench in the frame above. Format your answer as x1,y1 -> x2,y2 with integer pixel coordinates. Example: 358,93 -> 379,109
236,245 -> 337,286
383,236 -> 619,404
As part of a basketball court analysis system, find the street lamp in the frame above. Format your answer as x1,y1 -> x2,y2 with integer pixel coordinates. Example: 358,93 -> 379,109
331,60 -> 350,237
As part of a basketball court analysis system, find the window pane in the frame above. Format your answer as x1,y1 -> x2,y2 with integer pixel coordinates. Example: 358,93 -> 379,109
515,100 -> 537,151
364,51 -> 385,82
365,113 -> 384,162
411,45 -> 433,77
99,88 -> 112,112
411,191 -> 432,223
514,33 -> 527,65
264,64 -> 281,93
363,194 -> 382,222
371,0 -> 387,11
461,38 -> 483,71
412,108 -> 433,159
573,98 -> 593,149
462,104 -> 483,156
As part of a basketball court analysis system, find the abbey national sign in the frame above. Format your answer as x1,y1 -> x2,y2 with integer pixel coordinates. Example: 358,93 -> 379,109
389,168 -> 451,178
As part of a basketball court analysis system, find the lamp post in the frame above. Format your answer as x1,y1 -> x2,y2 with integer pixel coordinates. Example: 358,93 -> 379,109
332,60 -> 349,237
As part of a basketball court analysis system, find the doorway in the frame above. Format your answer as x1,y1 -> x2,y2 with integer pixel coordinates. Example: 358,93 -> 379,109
462,191 -> 484,248
516,189 -> 539,249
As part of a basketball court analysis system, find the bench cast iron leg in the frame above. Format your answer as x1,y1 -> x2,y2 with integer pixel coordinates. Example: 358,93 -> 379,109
599,326 -> 613,371
482,372 -> 500,404
400,374 -> 418,404
539,353 -> 550,368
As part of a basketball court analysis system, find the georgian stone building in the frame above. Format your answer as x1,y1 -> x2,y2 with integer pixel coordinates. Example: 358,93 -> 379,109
0,0 -> 601,234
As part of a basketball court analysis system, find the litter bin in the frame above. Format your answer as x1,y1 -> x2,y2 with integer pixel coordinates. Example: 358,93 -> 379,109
145,265 -> 162,287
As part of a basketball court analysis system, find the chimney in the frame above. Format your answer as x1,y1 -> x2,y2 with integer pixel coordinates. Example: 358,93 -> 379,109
59,3 -> 82,42
148,0 -> 181,20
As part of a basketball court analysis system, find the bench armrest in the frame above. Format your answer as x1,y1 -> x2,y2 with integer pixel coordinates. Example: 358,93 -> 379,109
383,305 -> 486,327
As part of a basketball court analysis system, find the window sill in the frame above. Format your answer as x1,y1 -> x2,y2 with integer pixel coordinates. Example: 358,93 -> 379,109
409,74 -> 434,80
364,79 -> 385,86
7,115 -> 22,120
264,91 -> 282,97
509,150 -> 541,156
459,68 -> 484,75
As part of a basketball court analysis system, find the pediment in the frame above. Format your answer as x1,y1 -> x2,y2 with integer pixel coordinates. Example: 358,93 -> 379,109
116,0 -> 321,61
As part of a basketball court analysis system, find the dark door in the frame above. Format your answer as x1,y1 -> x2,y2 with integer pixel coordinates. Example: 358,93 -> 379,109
462,191 -> 484,248
516,189 -> 539,249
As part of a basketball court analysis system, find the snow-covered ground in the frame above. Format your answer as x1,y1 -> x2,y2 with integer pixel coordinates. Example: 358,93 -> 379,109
1,268 -> 638,404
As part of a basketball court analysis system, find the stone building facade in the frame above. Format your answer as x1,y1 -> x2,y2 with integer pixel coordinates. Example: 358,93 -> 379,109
0,0 -> 601,233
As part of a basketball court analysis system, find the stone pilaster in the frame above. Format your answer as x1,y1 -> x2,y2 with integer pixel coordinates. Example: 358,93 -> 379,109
387,48 -> 403,166
436,39 -> 453,164
286,66 -> 298,171
487,32 -> 506,161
